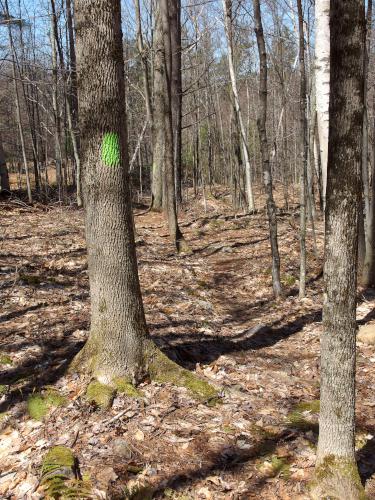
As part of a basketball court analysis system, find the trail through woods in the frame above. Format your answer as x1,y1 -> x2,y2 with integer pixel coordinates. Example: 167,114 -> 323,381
1,191 -> 375,499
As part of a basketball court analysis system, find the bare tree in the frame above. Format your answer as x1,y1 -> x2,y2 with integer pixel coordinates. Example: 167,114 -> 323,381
253,0 -> 282,298
222,0 -> 254,212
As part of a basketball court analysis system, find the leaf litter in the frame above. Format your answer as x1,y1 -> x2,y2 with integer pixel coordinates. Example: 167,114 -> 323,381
1,193 -> 375,499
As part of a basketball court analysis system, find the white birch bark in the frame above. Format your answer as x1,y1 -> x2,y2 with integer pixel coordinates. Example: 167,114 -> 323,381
315,0 -> 330,209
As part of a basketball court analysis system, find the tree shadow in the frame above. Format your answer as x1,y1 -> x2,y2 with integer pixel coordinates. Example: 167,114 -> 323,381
0,333 -> 85,414
155,308 -> 322,369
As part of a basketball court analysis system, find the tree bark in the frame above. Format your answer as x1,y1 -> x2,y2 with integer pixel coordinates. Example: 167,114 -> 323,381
315,0 -> 330,210
361,0 -> 374,286
297,0 -> 308,299
169,0 -> 183,205
0,132 -> 10,193
151,4 -> 164,211
160,0 -> 189,252
222,0 -> 254,212
253,0 -> 282,298
74,0 -> 150,382
311,1 -> 366,497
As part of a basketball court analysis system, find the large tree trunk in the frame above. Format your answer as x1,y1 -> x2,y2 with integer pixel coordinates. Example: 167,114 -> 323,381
311,1 -> 366,498
73,0 -> 208,397
253,0 -> 282,298
222,0 -> 254,212
74,0 -> 151,382
315,0 -> 330,210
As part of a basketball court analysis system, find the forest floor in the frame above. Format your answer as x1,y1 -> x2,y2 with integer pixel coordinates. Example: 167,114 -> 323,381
1,188 -> 375,499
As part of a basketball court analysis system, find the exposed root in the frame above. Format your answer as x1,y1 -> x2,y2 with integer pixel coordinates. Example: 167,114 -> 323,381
71,340 -> 219,406
147,349 -> 219,405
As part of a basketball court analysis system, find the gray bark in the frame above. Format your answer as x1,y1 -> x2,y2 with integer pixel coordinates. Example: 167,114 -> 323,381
312,1 -> 365,497
253,0 -> 282,298
74,0 -> 150,382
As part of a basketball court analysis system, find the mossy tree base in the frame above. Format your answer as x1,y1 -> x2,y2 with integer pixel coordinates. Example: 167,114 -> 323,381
309,456 -> 367,500
71,340 -> 219,406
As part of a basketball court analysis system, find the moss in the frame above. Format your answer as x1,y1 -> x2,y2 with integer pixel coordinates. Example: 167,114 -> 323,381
43,446 -> 75,472
149,351 -> 219,405
0,412 -> 7,421
27,389 -> 67,420
42,446 -> 92,499
310,455 -> 368,500
44,388 -> 67,407
0,354 -> 12,365
86,381 -> 116,409
281,273 -> 296,286
113,377 -> 143,398
295,399 -> 320,413
164,489 -> 191,499
0,384 -> 7,395
286,399 -> 319,433
28,394 -> 48,420
270,456 -> 291,479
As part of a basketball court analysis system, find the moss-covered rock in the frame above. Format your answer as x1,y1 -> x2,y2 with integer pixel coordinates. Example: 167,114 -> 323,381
113,377 -> 143,398
27,389 -> 67,420
148,350 -> 219,405
86,381 -> 116,409
41,446 -> 92,499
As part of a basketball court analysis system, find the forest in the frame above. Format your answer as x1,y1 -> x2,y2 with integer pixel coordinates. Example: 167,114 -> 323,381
0,0 -> 375,498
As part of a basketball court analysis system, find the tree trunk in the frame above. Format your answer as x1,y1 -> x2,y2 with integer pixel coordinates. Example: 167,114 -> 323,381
311,1 -> 365,498
160,0 -> 189,252
169,0 -> 183,205
222,0 -> 254,212
73,0 -> 150,382
315,0 -> 330,210
72,0 -> 210,398
253,0 -> 282,298
5,0 -> 32,203
151,4 -> 164,211
0,133 -> 10,193
297,0 -> 308,299
362,0 -> 374,286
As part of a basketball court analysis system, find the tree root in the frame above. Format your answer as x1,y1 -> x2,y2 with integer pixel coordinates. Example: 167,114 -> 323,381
70,340 -> 219,407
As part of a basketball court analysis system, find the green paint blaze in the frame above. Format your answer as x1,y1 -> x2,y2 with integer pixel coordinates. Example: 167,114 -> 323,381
101,132 -> 121,167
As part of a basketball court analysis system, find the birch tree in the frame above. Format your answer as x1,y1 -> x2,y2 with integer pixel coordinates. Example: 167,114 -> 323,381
315,0 -> 330,209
